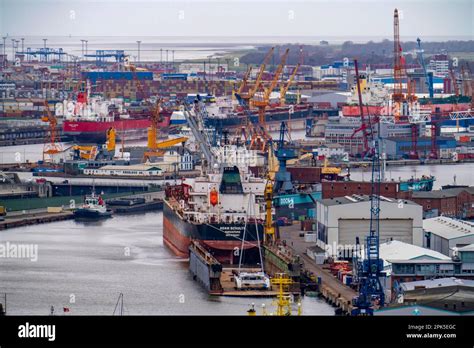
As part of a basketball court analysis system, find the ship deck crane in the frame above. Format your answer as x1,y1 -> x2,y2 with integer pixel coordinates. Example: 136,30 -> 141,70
41,100 -> 62,162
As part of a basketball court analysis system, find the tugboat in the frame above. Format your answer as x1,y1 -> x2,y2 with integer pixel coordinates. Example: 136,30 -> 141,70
74,192 -> 112,219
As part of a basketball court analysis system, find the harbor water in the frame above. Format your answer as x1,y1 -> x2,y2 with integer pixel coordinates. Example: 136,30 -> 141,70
0,211 -> 335,315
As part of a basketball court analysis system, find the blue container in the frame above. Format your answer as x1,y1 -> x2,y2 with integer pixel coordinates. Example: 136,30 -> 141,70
162,73 -> 187,81
82,71 -> 153,83
345,275 -> 353,286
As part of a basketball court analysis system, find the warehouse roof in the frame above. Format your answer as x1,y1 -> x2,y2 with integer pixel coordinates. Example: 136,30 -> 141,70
377,240 -> 449,263
98,164 -> 162,171
458,244 -> 474,252
318,194 -> 417,206
412,187 -> 474,199
361,240 -> 450,275
401,277 -> 474,292
423,217 -> 474,240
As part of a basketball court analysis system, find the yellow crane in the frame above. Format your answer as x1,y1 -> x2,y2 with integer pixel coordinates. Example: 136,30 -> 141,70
126,61 -> 163,161
264,179 -> 275,244
106,127 -> 116,152
247,273 -> 302,316
234,65 -> 253,99
238,47 -> 275,107
279,63 -> 300,106
41,100 -> 62,162
253,48 -> 290,131
143,137 -> 189,161
321,157 -> 342,175
72,145 -> 98,160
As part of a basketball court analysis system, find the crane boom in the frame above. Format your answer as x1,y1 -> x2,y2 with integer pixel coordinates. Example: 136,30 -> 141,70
249,47 -> 275,98
264,48 -> 290,102
236,65 -> 253,95
280,63 -> 299,106
127,60 -> 162,154
416,38 -> 434,98
252,48 -> 290,124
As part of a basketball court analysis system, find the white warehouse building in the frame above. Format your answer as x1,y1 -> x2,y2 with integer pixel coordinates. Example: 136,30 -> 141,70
315,195 -> 424,258
423,217 -> 474,257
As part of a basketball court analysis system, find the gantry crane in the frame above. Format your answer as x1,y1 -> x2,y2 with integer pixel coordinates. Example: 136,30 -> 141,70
41,100 -> 62,162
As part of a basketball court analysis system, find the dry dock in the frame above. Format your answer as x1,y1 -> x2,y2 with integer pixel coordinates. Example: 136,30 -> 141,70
279,224 -> 357,314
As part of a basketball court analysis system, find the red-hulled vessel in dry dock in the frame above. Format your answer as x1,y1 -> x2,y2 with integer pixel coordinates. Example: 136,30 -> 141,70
163,165 -> 267,264
58,90 -> 171,143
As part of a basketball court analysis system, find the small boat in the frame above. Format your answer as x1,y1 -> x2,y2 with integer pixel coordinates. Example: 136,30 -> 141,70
74,192 -> 112,219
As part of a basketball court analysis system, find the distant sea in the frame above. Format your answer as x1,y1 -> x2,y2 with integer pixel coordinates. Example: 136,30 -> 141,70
2,35 -> 471,62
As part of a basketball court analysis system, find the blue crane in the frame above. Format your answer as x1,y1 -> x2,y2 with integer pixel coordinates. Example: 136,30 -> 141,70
416,38 -> 434,99
351,60 -> 385,316
351,138 -> 386,316
273,122 -> 298,193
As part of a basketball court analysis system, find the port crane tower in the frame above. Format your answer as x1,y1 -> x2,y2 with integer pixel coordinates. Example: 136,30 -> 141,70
253,48 -> 290,128
41,100 -> 63,162
351,66 -> 385,316
126,60 -> 164,161
279,63 -> 299,107
353,10 -> 473,160
279,46 -> 303,107
237,47 -> 275,107
416,38 -> 434,99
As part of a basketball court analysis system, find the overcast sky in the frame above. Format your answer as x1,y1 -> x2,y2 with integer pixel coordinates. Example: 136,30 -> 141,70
0,0 -> 472,39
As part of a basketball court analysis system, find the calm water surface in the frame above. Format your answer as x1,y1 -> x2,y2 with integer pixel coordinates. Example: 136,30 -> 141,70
0,212 -> 335,315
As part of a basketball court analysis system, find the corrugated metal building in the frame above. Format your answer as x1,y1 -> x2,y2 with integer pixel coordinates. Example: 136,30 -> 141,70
423,217 -> 474,256
384,136 -> 457,159
315,195 -> 423,258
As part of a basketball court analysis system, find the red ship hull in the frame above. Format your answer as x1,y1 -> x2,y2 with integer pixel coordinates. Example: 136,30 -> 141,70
63,115 -> 171,143
163,201 -> 262,263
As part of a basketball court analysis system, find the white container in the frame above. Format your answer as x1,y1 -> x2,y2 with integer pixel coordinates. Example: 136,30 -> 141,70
304,232 -> 317,243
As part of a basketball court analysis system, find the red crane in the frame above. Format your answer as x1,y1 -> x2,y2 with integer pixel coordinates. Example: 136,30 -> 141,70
351,59 -> 375,157
392,8 -> 405,122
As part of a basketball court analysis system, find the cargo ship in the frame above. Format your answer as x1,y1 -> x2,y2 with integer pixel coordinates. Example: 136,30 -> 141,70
177,95 -> 317,129
58,91 -> 171,143
163,165 -> 267,264
204,104 -> 313,129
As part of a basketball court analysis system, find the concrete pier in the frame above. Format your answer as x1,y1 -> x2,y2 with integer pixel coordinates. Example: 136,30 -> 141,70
279,224 -> 357,315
